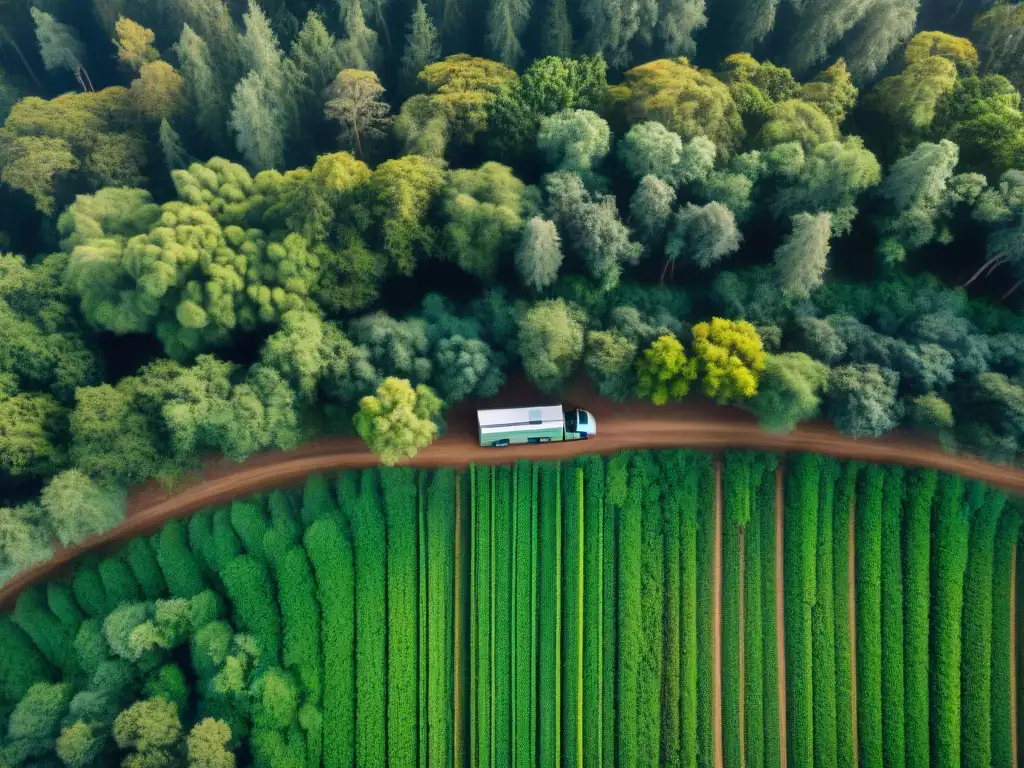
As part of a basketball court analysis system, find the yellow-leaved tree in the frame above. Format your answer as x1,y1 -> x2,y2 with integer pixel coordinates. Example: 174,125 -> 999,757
690,318 -> 766,403
354,378 -> 442,465
635,334 -> 698,405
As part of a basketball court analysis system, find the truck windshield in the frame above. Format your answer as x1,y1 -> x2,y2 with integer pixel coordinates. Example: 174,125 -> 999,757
578,410 -> 588,425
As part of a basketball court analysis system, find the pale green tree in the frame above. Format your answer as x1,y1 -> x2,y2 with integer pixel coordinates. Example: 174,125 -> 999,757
57,721 -> 103,768
659,0 -> 706,57
748,352 -> 829,431
230,71 -> 285,170
353,378 -> 442,465
175,25 -> 226,146
159,119 -> 192,172
774,211 -> 832,298
400,1 -> 440,92
31,8 -> 92,91
665,201 -> 742,273
0,391 -> 66,477
187,719 -> 235,768
517,298 -> 585,392
40,470 -> 125,547
544,171 -> 641,290
0,504 -> 52,585
798,59 -> 858,124
841,0 -> 918,81
537,109 -> 611,178
515,217 -> 563,291
585,329 -> 638,401
629,175 -> 675,247
442,162 -> 539,282
113,698 -> 183,766
734,0 -> 779,49
325,69 -> 392,158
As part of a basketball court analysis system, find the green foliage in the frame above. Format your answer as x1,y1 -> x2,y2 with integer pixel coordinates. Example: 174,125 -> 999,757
352,471 -> 386,768
156,521 -> 206,599
303,517 -> 354,768
187,718 -> 236,768
691,317 -> 767,403
353,378 -> 442,465
635,334 -> 697,405
812,458 -> 838,768
221,555 -> 280,665
880,467 -> 906,768
666,202 -> 742,270
748,352 -> 829,432
904,469 -> 936,768
991,503 -> 1023,768
784,453 -> 818,768
40,470 -> 124,547
113,697 -> 183,766
961,486 -> 1005,768
826,364 -> 901,437
517,298 -> 585,392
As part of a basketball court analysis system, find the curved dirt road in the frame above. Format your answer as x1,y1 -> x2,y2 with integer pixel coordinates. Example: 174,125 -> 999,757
4,383 -> 1024,608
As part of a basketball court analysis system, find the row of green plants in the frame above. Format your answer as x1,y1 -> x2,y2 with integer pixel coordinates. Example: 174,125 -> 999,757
0,451 -> 1021,767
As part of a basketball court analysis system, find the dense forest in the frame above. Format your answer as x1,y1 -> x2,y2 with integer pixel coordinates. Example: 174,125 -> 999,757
3,0 -> 1024,579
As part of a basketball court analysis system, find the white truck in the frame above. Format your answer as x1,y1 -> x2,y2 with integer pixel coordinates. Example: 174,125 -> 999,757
476,405 -> 597,447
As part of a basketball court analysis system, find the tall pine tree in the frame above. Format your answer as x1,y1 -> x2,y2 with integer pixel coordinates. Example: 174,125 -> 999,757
400,2 -> 440,91
175,24 -> 227,146
542,0 -> 573,57
659,0 -> 706,57
487,0 -> 531,66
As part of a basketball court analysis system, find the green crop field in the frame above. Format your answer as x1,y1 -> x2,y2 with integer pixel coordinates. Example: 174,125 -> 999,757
0,452 -> 1021,768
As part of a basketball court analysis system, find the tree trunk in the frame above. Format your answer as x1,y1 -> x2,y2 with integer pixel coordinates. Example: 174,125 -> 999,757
353,117 -> 363,158
1,30 -> 42,89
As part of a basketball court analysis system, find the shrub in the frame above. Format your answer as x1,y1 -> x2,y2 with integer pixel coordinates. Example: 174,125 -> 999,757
581,454 -> 605,768
272,546 -> 322,704
99,555 -> 142,607
353,378 -> 442,465
494,465 -> 514,765
722,451 -> 751,768
855,465 -> 883,768
301,475 -> 338,526
833,462 -> 859,768
305,518 -> 354,768
0,617 -> 51,704
961,487 -> 1005,768
47,583 -> 84,633
72,561 -> 109,618
40,470 -> 125,547
617,456 -> 642,767
155,521 -> 206,599
991,503 -> 1023,768
881,467 -> 906,768
635,334 -> 698,405
112,697 -> 183,766
784,453 -> 819,768
694,451 -> 716,766
352,471 -> 386,768
124,538 -> 166,600
186,718 -> 235,768
189,512 -> 218,575
811,458 -> 839,768
144,663 -> 189,714
382,467 -> 418,767
426,468 -> 456,764
638,455 -> 663,768
8,681 -> 71,749
931,474 -> 970,768
604,454 -> 626,766
13,587 -> 76,674
221,555 -> 281,665
475,464 -> 493,767
230,501 -> 269,563
268,491 -> 301,547
903,469 -> 936,768
212,509 -> 242,571
661,453 -> 683,768
761,455 -> 783,768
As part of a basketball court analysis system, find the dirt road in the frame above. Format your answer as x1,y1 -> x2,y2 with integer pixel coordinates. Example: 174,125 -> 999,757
6,380 -> 1024,608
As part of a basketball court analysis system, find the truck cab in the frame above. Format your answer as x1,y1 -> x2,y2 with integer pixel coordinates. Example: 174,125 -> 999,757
564,408 -> 597,440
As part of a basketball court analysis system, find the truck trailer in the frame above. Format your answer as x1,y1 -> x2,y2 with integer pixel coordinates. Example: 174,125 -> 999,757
476,405 -> 597,447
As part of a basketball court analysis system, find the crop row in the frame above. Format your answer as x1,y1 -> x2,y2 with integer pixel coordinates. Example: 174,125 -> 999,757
0,452 -> 1020,768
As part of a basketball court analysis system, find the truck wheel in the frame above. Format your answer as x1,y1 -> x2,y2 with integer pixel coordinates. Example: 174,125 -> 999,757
492,439 -> 510,447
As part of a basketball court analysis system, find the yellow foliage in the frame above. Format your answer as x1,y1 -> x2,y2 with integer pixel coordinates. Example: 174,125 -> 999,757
130,61 -> 185,122
904,31 -> 979,74
113,17 -> 159,72
416,55 -> 517,143
691,317 -> 766,403
617,58 -> 745,154
635,334 -> 698,405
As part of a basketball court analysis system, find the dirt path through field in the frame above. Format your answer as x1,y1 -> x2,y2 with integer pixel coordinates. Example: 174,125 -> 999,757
850,496 -> 859,768
775,462 -> 788,768
715,457 -> 724,768
9,379 -> 1024,608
